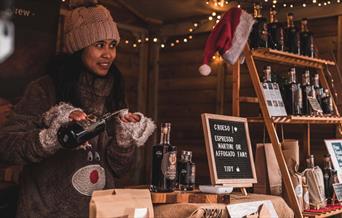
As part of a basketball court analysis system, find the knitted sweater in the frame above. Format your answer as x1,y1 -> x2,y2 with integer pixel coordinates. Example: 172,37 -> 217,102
0,73 -> 155,218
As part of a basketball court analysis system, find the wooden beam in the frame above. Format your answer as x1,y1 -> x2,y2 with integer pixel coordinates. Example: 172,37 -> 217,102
232,61 -> 240,116
115,0 -> 162,25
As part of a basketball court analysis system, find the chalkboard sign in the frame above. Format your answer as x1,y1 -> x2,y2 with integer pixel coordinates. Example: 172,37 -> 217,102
325,140 -> 342,182
201,113 -> 257,186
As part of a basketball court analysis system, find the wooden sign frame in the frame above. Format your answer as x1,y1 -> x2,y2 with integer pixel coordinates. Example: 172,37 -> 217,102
201,113 -> 257,186
324,139 -> 342,182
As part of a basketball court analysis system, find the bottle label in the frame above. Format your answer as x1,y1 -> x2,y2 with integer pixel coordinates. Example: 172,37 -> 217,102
161,151 -> 177,180
295,185 -> 303,197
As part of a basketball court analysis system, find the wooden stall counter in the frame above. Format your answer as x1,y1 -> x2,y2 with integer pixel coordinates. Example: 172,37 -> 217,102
153,192 -> 294,218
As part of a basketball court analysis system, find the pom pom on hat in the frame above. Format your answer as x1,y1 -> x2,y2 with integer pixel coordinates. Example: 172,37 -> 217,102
199,7 -> 254,76
63,4 -> 120,54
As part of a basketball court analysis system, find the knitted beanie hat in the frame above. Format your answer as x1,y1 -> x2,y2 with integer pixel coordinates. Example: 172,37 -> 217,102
64,5 -> 120,54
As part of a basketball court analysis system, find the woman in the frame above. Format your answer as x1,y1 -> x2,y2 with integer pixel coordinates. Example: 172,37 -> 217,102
0,4 -> 155,217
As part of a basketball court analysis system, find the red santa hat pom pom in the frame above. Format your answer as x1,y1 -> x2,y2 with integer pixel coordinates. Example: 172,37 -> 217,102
199,7 -> 254,75
199,64 -> 211,76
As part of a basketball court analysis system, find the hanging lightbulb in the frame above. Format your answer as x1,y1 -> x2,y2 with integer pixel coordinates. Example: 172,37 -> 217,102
183,38 -> 188,42
170,43 -> 175,47
161,44 -> 165,48
217,15 -> 221,19
137,39 -> 142,43
153,37 -> 158,42
133,43 -> 137,48
283,3 -> 287,7
303,3 -> 307,7
188,35 -> 193,39
145,37 -> 149,42
189,28 -> 193,32
194,22 -> 199,27
209,16 -> 213,20
125,40 -> 129,44
313,0 -> 317,3
212,12 -> 216,16
176,39 -> 180,44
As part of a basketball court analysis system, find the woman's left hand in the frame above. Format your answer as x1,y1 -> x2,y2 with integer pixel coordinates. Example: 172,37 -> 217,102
120,112 -> 141,123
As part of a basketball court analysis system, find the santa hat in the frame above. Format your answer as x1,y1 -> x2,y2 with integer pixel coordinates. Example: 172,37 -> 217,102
199,7 -> 254,76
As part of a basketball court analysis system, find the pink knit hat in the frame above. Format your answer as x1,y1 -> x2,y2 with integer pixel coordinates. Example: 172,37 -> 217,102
64,5 -> 120,54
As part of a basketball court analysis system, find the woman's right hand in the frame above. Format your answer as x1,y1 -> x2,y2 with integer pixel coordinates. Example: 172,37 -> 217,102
69,110 -> 87,121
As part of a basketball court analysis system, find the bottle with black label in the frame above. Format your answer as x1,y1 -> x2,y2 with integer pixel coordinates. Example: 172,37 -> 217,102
284,67 -> 302,115
284,13 -> 300,54
178,150 -> 196,191
323,154 -> 334,204
300,18 -> 314,57
249,4 -> 268,49
321,89 -> 334,115
150,123 -> 177,192
267,8 -> 284,51
302,69 -> 312,115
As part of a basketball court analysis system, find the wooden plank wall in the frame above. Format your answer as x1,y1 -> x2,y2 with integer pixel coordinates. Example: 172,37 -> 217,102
158,16 -> 339,185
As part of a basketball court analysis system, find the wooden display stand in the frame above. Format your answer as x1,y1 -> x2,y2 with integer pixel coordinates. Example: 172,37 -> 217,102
151,190 -> 230,204
232,44 -> 341,218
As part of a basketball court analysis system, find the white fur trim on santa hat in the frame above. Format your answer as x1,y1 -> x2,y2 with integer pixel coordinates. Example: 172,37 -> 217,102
223,10 -> 254,64
199,64 -> 211,76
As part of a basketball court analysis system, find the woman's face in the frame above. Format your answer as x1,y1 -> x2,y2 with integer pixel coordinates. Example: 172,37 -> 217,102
82,39 -> 117,77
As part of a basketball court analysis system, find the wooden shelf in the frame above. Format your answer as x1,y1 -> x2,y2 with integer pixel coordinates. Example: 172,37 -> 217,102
251,48 -> 335,69
303,206 -> 342,218
247,115 -> 342,124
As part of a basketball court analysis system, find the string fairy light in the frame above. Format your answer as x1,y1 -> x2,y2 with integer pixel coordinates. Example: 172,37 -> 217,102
114,0 -> 342,49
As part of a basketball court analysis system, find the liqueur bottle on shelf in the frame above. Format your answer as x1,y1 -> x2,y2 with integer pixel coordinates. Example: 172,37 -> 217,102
284,67 -> 303,115
300,18 -> 314,57
304,155 -> 326,207
284,12 -> 300,54
323,154 -> 334,204
150,123 -> 177,192
249,4 -> 268,49
321,89 -> 334,115
313,73 -> 323,106
302,177 -> 310,210
178,150 -> 196,191
267,8 -> 284,51
330,170 -> 339,205
301,69 -> 312,115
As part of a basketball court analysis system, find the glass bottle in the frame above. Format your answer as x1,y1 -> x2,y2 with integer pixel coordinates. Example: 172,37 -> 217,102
284,12 -> 300,54
178,150 -> 196,191
302,177 -> 310,210
313,73 -> 323,106
321,89 -> 334,115
330,170 -> 339,205
301,69 -> 312,115
284,67 -> 302,115
267,8 -> 284,50
300,18 -> 314,57
323,154 -> 334,204
249,4 -> 268,49
151,123 -> 177,192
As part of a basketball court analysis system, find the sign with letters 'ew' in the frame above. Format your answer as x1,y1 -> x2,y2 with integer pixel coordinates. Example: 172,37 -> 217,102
201,113 -> 257,186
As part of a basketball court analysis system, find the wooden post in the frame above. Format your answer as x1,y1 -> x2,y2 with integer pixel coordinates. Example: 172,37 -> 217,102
145,38 -> 160,184
216,62 -> 225,114
243,45 -> 303,218
232,60 -> 241,116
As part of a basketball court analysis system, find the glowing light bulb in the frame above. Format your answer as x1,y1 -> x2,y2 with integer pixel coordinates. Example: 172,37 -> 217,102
183,38 -> 188,42
176,39 -> 180,44
188,35 -> 193,39
137,39 -> 142,43
194,23 -> 199,27
125,40 -> 129,44
171,43 -> 175,47
212,12 -> 216,16
209,16 -> 213,20
133,44 -> 137,48
161,44 -> 165,48
217,15 -> 221,19
153,38 -> 158,42
189,28 -> 193,32
303,3 -> 307,7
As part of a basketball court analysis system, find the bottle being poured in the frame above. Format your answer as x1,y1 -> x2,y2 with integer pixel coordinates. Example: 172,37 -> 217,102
57,108 -> 128,149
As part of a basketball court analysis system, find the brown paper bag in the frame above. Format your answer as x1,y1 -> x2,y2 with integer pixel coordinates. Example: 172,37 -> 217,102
264,143 -> 282,196
254,143 -> 269,194
89,189 -> 154,218
244,204 -> 271,218
254,143 -> 282,196
281,139 -> 299,168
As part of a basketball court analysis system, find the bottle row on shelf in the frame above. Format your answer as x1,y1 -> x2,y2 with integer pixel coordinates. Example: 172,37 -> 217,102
250,4 -> 314,57
261,66 -> 334,117
295,154 -> 338,210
